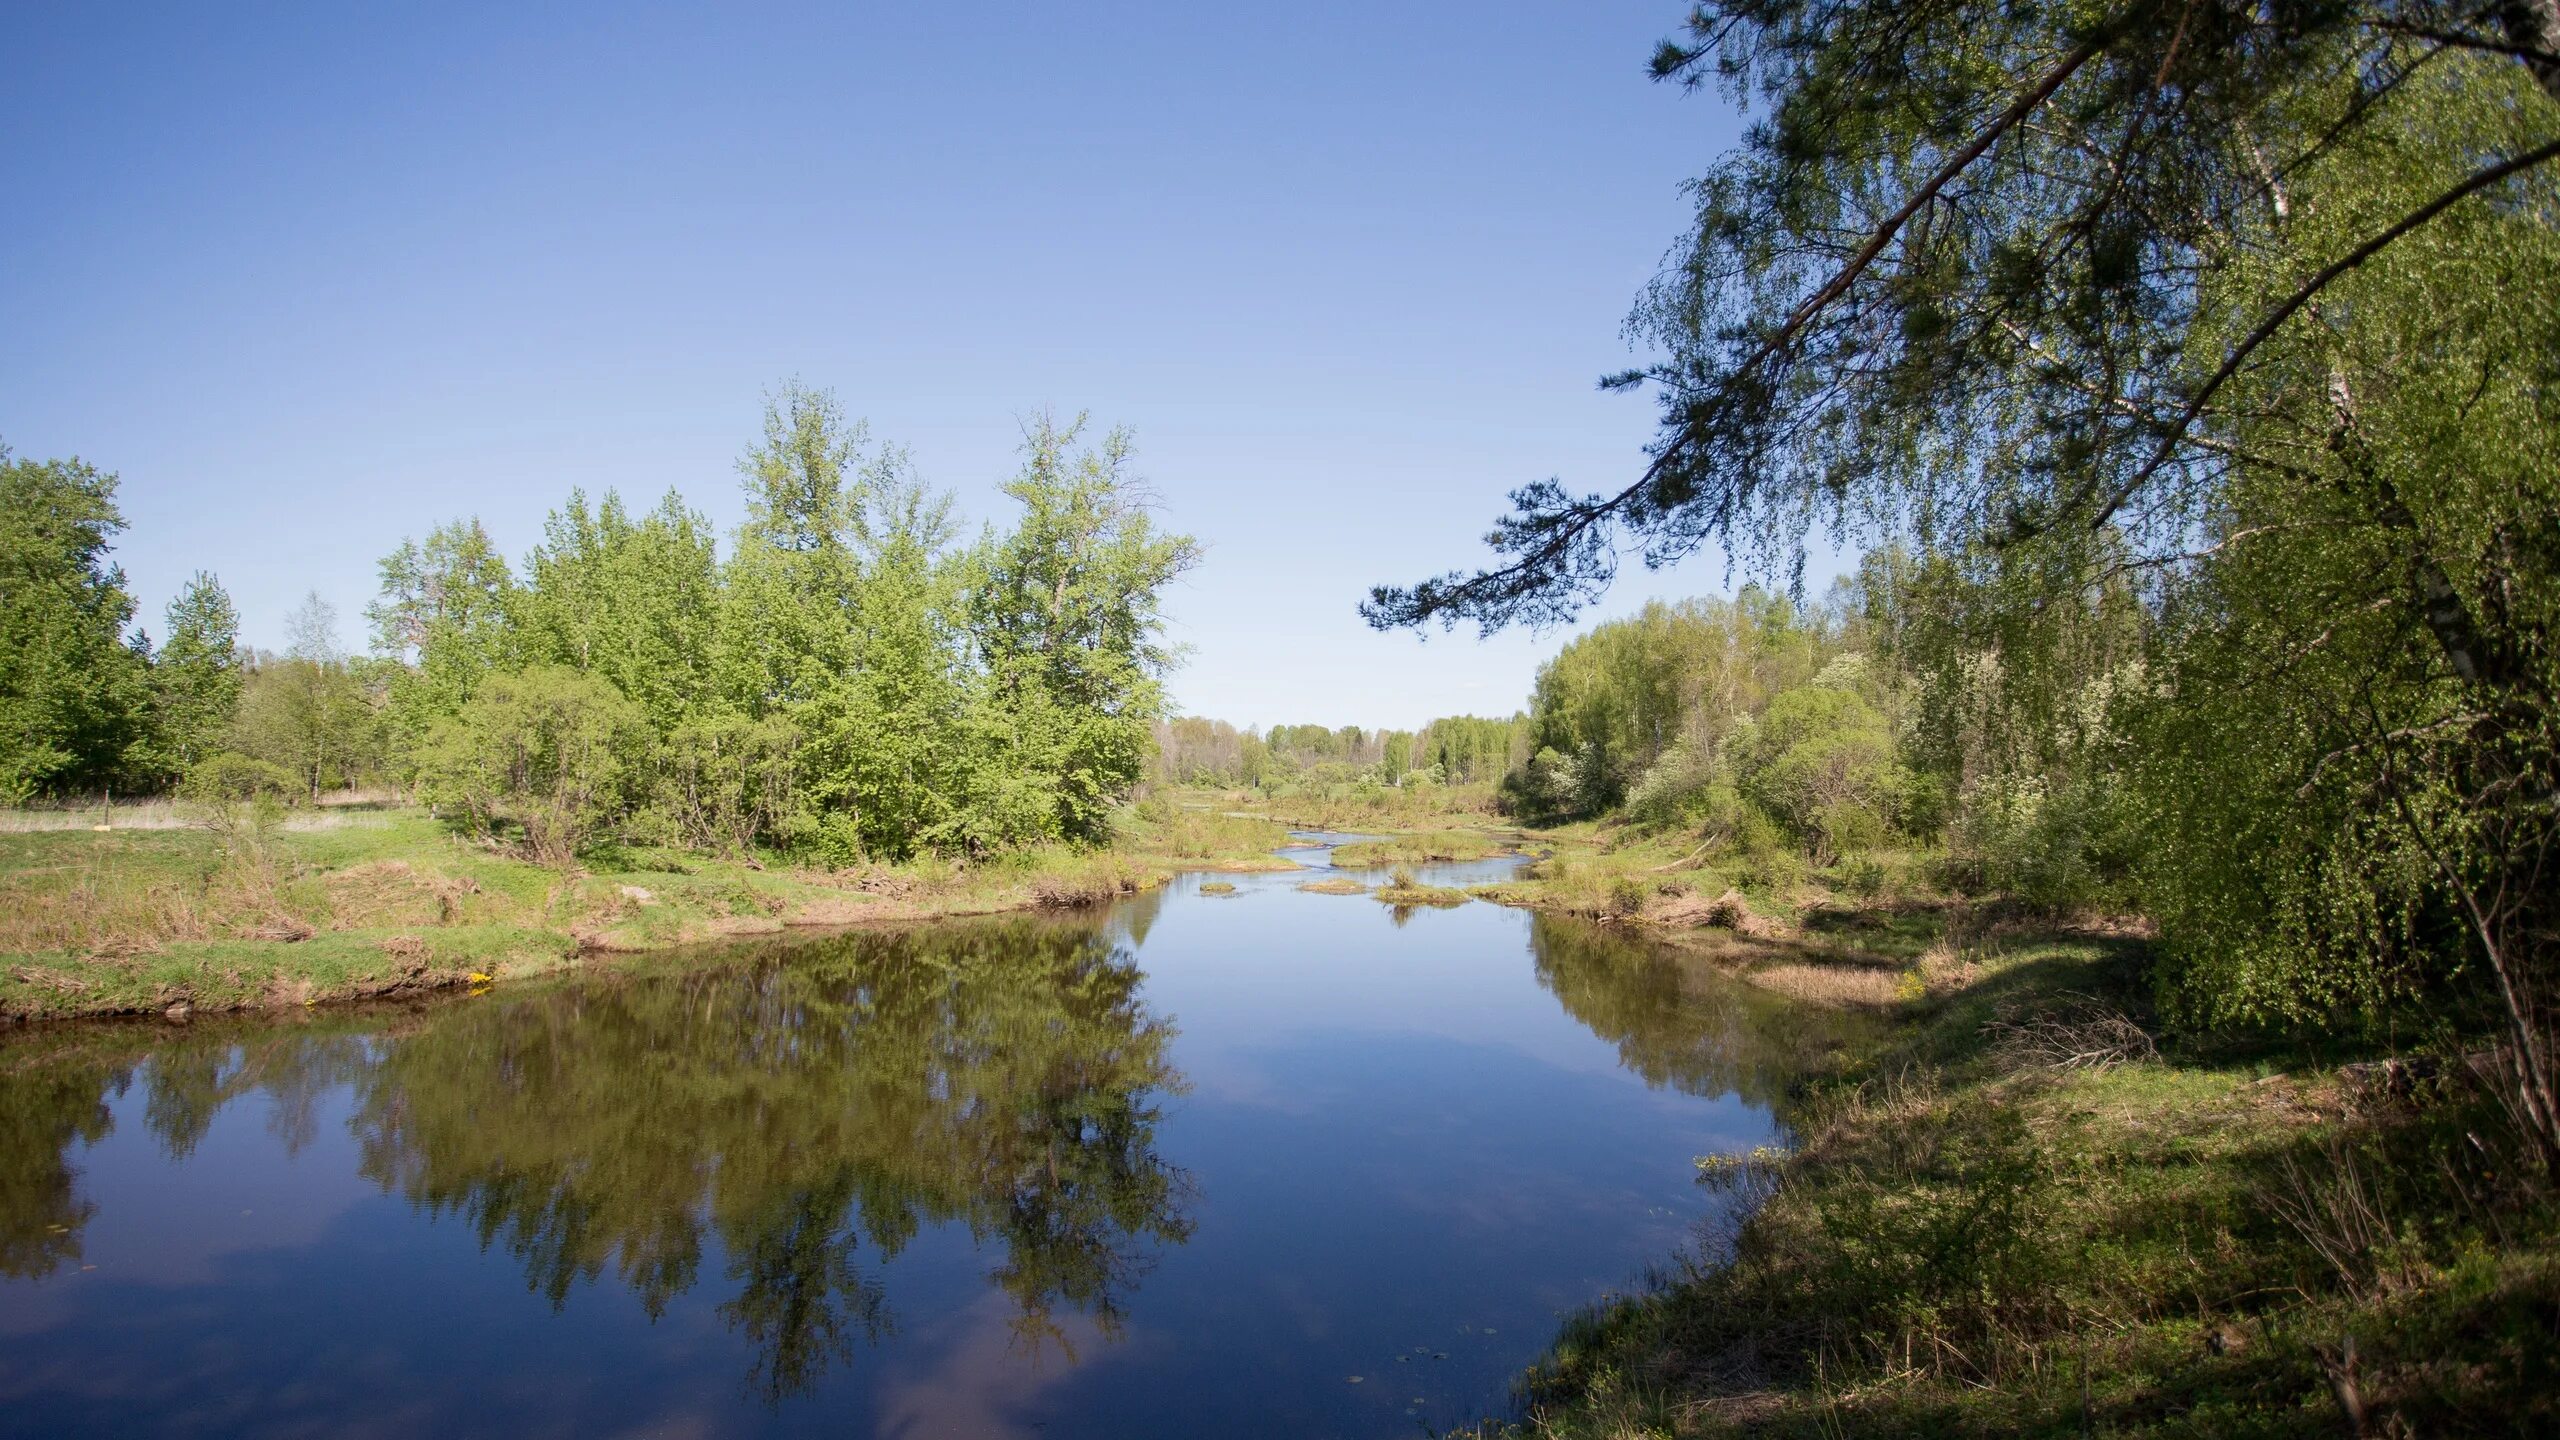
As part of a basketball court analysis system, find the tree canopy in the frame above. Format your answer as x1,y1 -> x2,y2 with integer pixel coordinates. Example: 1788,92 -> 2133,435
1370,0 -> 2560,1156
0,447 -> 147,801
376,387 -> 1199,863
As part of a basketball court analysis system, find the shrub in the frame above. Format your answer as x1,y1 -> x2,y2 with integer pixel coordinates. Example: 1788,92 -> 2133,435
644,712 -> 799,857
1947,770 -> 2136,913
179,751 -> 299,865
419,666 -> 650,866
182,751 -> 299,806
1837,856 -> 1887,900
1732,686 -> 1906,864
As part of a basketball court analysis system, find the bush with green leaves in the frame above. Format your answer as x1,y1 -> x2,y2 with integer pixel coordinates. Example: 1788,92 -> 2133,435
645,712 -> 800,857
420,665 -> 650,866
182,751 -> 299,804
1730,687 -> 1905,865
1945,771 -> 2137,915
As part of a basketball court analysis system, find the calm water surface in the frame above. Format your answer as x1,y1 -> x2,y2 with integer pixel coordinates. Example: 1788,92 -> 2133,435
0,839 -> 1837,1438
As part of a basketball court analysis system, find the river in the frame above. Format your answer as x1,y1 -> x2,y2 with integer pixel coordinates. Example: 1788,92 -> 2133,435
0,836 -> 1839,1438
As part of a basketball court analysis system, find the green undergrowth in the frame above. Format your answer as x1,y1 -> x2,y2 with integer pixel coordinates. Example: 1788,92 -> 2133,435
1328,829 -> 1516,869
1112,800 -> 1302,869
1204,781 -> 1508,833
0,800 -> 1300,1020
1483,928 -> 2560,1438
1473,820 -> 1941,927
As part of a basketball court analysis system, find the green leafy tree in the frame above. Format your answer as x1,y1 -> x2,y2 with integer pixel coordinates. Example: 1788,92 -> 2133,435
650,712 -> 801,856
1372,2 -> 2560,1151
231,593 -> 381,800
317,391 -> 1208,866
967,415 -> 1201,845
790,455 -> 973,859
0,446 -> 147,799
419,665 -> 649,865
1379,729 -> 1415,782
369,518 -> 519,753
1414,714 -> 1525,785
708,385 -> 995,859
1151,716 -> 1252,785
140,571 -> 244,782
715,383 -> 867,714
1515,593 -> 1833,817
518,489 -> 719,733
2123,69 -> 2560,1062
1731,685 -> 1904,864
1368,6 -> 2560,636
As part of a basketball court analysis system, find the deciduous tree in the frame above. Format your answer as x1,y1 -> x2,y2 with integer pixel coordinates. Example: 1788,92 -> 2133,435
0,446 -> 147,799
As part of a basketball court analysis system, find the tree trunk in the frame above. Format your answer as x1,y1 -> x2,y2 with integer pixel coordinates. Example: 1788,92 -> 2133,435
2503,0 -> 2560,104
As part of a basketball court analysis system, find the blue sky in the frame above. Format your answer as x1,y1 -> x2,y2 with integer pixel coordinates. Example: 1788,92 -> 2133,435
2,2 -> 1836,729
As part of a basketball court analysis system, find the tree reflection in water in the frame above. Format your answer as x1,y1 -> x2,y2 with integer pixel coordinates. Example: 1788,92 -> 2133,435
1527,913 -> 1867,1110
0,914 -> 1193,1402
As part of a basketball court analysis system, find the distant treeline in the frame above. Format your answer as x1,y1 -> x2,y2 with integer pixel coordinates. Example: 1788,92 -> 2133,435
1157,583 -> 1937,872
1152,714 -> 1526,790
0,387 -> 1196,863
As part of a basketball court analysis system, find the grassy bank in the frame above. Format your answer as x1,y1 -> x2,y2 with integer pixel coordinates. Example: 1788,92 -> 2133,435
1328,828 -> 1519,869
1462,824 -> 1939,1004
1479,917 -> 2560,1438
0,802 -> 1299,1021
1218,780 -> 1510,834
1373,866 -> 1472,908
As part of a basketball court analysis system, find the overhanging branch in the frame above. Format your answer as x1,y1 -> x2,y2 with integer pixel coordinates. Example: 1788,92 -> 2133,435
2090,133 -> 2560,532
1367,35 -> 2110,630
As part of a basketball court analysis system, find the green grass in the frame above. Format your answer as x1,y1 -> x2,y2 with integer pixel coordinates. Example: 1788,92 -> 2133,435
1217,779 -> 1508,832
1372,867 -> 1471,908
0,797 -> 1308,1019
1327,829 -> 1517,868
1477,925 -> 2560,1438
1111,802 -> 1302,868
7,925 -> 585,1015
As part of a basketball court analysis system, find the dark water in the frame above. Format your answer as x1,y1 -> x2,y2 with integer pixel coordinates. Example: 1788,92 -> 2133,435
0,841 -> 1839,1438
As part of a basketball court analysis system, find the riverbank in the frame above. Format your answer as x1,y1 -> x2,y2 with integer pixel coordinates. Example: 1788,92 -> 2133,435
1461,823 -> 1968,1007
0,802 -> 1301,1021
1476,914 -> 2560,1437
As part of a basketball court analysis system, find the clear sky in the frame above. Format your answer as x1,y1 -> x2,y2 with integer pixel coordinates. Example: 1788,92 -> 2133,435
2,2 -> 1835,730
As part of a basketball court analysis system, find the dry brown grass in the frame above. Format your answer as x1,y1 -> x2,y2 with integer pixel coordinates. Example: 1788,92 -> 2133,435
0,789 -> 403,834
0,798 -> 191,832
1982,992 -> 2158,1073
1297,877 -> 1368,895
1373,866 -> 1470,907
1747,960 -> 1907,1007
1656,888 -> 1785,938
321,860 -> 483,929
1913,913 -> 1989,995
1027,857 -> 1154,908
0,855 -> 215,955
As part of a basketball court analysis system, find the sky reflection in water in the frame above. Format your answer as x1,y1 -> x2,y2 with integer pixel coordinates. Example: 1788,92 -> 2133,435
0,847 -> 1843,1438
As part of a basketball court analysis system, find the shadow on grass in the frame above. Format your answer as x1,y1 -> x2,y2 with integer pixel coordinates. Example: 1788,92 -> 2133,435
1488,923 -> 2560,1439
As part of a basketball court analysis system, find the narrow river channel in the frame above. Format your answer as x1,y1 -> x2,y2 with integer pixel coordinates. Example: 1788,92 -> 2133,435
0,837 -> 1841,1438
